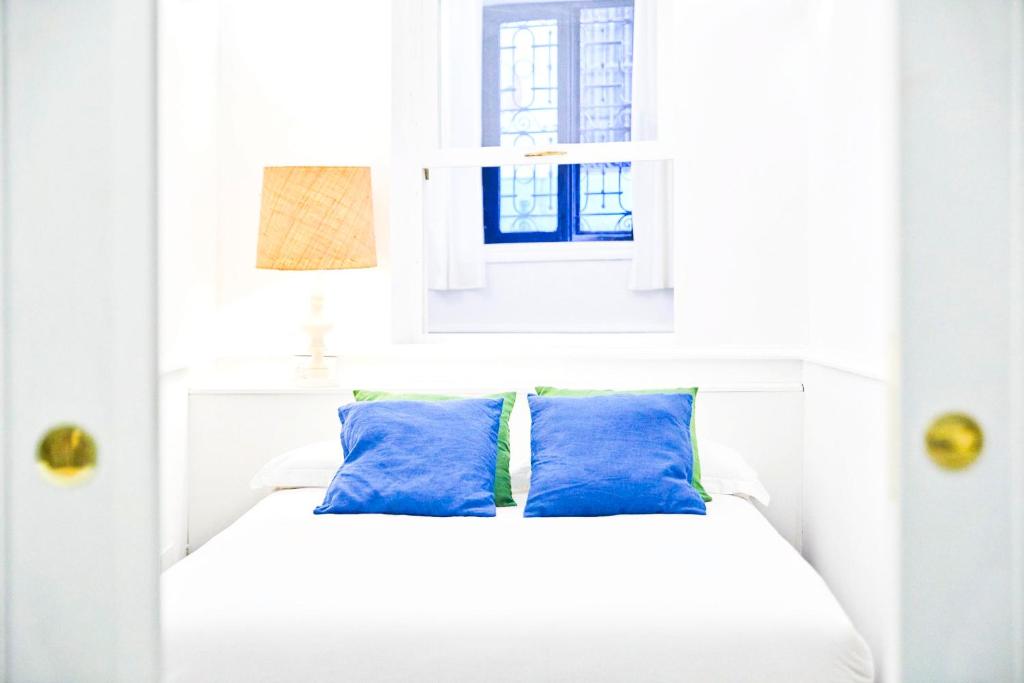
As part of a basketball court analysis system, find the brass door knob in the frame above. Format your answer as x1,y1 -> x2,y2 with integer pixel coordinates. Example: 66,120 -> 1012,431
36,424 -> 97,485
925,413 -> 983,471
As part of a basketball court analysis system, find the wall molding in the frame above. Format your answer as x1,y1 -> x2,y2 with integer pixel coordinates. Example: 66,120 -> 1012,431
190,382 -> 805,396
197,346 -> 809,362
185,352 -> 891,394
803,356 -> 889,383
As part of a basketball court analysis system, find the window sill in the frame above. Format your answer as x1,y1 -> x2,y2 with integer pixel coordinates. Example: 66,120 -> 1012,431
484,241 -> 634,263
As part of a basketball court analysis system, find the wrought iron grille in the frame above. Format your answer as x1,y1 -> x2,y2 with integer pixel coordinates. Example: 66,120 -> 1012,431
496,18 -> 559,233
579,5 -> 633,233
482,0 -> 635,243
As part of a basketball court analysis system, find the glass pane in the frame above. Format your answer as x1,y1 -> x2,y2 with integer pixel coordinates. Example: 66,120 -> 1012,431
579,5 -> 633,144
579,162 -> 632,233
499,19 -> 559,148
500,163 -> 559,233
481,1 -> 635,147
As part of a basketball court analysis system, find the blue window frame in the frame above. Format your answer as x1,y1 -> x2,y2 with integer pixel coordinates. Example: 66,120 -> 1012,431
482,0 -> 635,244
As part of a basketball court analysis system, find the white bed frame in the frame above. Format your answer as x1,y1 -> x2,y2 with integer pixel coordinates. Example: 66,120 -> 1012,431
186,361 -> 805,554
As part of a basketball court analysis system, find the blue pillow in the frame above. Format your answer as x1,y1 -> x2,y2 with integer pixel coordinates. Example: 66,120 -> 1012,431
524,393 -> 707,517
314,397 -> 504,517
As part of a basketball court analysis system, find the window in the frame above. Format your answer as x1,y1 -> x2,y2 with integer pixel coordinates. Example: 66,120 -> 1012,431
482,1 -> 635,244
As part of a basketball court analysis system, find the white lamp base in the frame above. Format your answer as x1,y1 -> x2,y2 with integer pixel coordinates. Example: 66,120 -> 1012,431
296,274 -> 338,386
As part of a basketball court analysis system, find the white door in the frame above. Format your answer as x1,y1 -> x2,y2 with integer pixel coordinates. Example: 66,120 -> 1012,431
900,1 -> 1024,681
2,1 -> 160,681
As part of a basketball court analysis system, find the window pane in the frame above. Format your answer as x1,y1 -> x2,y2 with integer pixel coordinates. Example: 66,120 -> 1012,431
497,19 -> 560,235
579,162 -> 632,234
481,3 -> 636,243
499,19 -> 559,148
579,6 -> 633,144
500,163 -> 559,233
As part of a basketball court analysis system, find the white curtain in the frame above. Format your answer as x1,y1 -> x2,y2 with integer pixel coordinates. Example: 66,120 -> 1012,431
426,0 -> 487,291
629,0 -> 674,290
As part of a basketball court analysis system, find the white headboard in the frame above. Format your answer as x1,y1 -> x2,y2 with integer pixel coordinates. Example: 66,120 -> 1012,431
187,360 -> 804,554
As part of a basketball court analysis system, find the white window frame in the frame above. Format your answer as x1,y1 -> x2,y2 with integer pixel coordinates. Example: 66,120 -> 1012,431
390,0 -> 684,344
484,240 -> 633,264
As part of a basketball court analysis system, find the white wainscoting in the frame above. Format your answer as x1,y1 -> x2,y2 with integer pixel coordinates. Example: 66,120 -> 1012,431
186,355 -> 805,555
802,360 -> 897,683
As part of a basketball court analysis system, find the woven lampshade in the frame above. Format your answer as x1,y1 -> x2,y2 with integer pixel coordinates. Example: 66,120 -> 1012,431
256,166 -> 377,270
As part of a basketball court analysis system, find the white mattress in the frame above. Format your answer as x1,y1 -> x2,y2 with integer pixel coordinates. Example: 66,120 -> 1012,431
162,489 -> 873,683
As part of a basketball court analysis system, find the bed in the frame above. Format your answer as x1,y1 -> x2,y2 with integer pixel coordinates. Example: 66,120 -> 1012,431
162,488 -> 873,682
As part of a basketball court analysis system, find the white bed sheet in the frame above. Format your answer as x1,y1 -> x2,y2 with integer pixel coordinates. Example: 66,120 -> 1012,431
163,489 -> 873,683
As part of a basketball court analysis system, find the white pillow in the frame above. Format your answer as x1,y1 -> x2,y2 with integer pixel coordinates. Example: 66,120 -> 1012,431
698,440 -> 771,505
508,390 -> 532,490
249,439 -> 341,490
510,462 -> 531,494
254,391 -> 533,492
250,427 -> 769,506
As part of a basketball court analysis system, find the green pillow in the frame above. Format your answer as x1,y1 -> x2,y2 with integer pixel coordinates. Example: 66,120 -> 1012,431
352,389 -> 517,507
534,386 -> 710,502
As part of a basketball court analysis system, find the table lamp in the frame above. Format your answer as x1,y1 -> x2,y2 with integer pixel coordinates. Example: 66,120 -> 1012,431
256,166 -> 376,382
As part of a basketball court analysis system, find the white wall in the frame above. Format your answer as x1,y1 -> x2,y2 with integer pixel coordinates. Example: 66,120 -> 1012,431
673,0 -> 809,350
163,0 -> 397,367
162,0 -> 813,541
158,0 -> 220,373
160,9 -> 903,680
191,0 -> 811,354
802,1 -> 899,680
802,365 -> 896,681
428,258 -> 674,333
805,0 -> 896,373
213,0 -> 393,358
428,0 -> 810,339
158,0 -> 221,568
158,0 -> 392,563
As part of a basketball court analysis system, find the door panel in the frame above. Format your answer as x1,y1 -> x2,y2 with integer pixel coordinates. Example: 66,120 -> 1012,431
3,0 -> 159,681
899,1 -> 1023,680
